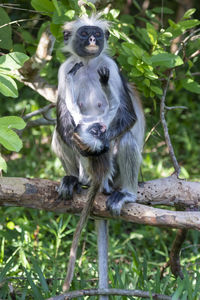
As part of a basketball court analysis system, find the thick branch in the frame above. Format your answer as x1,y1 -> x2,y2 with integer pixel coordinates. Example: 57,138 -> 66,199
0,177 -> 200,230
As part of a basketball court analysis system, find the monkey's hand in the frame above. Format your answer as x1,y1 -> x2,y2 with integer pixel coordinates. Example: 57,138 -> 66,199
68,62 -> 84,76
98,67 -> 110,85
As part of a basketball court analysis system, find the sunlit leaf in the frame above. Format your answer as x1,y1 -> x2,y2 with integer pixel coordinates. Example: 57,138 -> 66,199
0,116 -> 26,130
0,155 -> 7,173
181,8 -> 196,20
0,127 -> 23,152
0,74 -> 18,98
151,53 -> 183,68
31,0 -> 54,15
180,78 -> 200,94
0,52 -> 29,70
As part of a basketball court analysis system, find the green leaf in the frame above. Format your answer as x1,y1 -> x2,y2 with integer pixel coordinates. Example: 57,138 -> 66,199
144,70 -> 158,80
143,79 -> 150,87
168,18 -> 200,37
172,280 -> 184,300
0,8 -> 12,50
52,1 -> 75,24
0,116 -> 26,130
52,0 -> 61,16
20,30 -> 35,44
150,85 -> 163,95
151,7 -> 174,14
32,260 -> 49,292
0,127 -> 23,152
0,52 -> 29,70
151,53 -> 183,68
0,155 -> 7,173
136,28 -> 151,45
50,23 -> 61,38
31,0 -> 55,15
132,0 -> 141,11
0,74 -> 18,98
178,19 -> 200,31
130,69 -> 143,77
111,28 -> 120,39
182,8 -> 196,20
146,23 -> 157,45
180,78 -> 200,94
110,9 -> 120,18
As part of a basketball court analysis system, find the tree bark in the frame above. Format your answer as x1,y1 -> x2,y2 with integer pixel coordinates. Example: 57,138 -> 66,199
0,176 -> 200,230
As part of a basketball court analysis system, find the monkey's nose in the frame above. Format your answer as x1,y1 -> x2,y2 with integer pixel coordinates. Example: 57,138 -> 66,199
89,35 -> 96,44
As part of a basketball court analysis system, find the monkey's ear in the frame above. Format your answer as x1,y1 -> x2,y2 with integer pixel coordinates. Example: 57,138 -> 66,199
63,30 -> 71,42
105,30 -> 110,40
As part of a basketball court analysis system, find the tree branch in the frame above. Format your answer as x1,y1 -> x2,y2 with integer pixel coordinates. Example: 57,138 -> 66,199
160,78 -> 181,175
46,288 -> 172,300
0,176 -> 200,231
17,28 -> 57,103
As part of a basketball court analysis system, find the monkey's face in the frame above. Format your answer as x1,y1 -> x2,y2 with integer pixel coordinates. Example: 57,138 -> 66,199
73,26 -> 105,57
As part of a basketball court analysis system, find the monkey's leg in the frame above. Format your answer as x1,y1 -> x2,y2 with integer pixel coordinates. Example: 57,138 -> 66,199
52,131 -> 82,202
107,132 -> 141,216
96,219 -> 109,300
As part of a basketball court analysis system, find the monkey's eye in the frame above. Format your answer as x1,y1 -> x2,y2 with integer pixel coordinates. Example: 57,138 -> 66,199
81,31 -> 88,37
95,32 -> 101,37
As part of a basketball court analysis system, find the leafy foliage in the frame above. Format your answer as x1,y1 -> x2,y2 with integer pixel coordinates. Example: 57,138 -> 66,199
0,0 -> 200,299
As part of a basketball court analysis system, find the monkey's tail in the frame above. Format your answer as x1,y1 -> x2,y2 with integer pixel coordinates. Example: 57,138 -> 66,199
62,178 -> 101,292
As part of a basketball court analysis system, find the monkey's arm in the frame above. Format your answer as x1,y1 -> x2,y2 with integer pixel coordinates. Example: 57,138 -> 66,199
57,62 -> 83,128
98,66 -> 137,140
57,62 -> 92,153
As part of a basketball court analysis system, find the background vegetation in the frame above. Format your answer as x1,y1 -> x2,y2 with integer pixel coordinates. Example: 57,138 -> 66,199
0,0 -> 200,299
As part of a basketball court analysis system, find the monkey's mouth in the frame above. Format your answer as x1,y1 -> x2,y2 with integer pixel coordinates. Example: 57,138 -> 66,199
85,45 -> 99,53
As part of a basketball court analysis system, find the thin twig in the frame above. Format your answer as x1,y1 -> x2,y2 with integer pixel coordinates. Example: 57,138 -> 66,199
160,78 -> 180,175
175,28 -> 200,56
165,105 -> 187,110
46,288 -> 172,300
188,49 -> 200,60
0,4 -> 47,14
144,120 -> 161,144
26,118 -> 56,128
23,104 -> 55,120
0,19 -> 42,29
191,72 -> 200,76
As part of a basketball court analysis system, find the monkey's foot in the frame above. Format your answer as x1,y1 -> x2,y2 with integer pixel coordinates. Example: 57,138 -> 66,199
56,176 -> 82,204
106,190 -> 137,216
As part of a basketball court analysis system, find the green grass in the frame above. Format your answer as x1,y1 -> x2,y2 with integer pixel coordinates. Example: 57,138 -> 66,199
0,209 -> 200,299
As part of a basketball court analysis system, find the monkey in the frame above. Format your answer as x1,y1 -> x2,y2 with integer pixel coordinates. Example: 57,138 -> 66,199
51,14 -> 145,291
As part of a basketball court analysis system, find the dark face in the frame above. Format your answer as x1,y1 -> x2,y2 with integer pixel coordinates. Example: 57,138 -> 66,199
73,26 -> 105,57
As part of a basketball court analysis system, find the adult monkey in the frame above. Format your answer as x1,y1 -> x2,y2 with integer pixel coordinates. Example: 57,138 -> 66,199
52,14 -> 145,292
